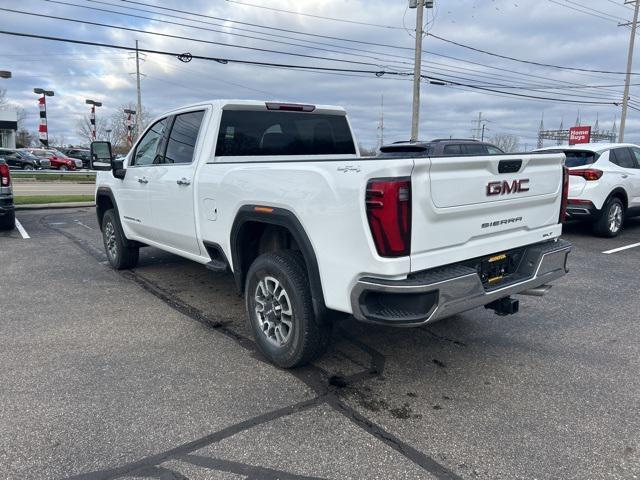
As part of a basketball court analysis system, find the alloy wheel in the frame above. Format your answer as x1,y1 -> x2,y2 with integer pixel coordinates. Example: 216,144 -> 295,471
104,221 -> 118,260
608,203 -> 623,234
254,276 -> 293,347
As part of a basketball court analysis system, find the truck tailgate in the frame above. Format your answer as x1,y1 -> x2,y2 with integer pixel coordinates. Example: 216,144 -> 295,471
411,153 -> 565,272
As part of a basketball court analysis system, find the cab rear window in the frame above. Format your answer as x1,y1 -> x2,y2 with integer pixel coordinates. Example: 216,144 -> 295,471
215,110 -> 356,157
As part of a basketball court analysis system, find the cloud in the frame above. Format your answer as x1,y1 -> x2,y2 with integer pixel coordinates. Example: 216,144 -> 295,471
0,0 -> 636,147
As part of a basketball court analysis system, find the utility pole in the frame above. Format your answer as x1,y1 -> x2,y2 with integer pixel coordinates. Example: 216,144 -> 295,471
619,0 -> 639,142
481,123 -> 486,142
410,0 -> 425,142
135,40 -> 142,141
474,112 -> 483,140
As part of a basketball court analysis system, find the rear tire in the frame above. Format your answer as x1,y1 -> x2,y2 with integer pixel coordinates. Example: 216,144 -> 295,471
60,165 -> 68,171
593,197 -> 624,238
245,250 -> 332,368
22,164 -> 35,171
101,209 -> 139,269
0,211 -> 15,231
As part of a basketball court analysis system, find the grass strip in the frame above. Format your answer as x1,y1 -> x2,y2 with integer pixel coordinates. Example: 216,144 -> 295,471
12,173 -> 96,182
14,195 -> 95,205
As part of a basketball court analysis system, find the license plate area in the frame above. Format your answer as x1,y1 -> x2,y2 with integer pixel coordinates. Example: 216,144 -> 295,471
466,247 -> 526,290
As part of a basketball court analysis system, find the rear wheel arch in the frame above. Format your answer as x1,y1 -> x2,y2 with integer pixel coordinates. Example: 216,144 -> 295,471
607,188 -> 629,210
230,206 -> 327,317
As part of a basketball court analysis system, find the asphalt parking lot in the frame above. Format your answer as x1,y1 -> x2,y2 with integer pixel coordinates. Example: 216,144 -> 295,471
1,208 -> 639,480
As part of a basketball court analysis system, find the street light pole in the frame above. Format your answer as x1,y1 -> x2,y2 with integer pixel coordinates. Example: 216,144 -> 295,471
33,88 -> 54,147
619,0 -> 640,142
85,99 -> 103,141
124,108 -> 136,148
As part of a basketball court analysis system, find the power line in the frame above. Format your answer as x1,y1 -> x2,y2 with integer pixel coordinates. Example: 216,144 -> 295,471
548,0 -> 629,22
44,0 -> 416,70
41,0 -> 637,98
62,0 -> 640,87
223,0 -> 404,30
30,1 -> 630,99
104,0 -> 414,51
0,7 -> 401,70
0,29 -> 622,107
428,32 -> 639,75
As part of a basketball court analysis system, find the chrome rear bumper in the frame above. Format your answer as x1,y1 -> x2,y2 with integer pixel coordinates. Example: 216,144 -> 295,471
351,239 -> 571,326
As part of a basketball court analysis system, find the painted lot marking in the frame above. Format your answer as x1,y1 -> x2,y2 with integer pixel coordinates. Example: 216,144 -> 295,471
75,220 -> 94,230
602,242 -> 640,254
15,219 -> 30,239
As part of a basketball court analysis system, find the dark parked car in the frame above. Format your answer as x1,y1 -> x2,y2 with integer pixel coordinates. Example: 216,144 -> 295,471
379,139 -> 505,157
0,148 -> 43,170
60,148 -> 90,168
0,158 -> 15,230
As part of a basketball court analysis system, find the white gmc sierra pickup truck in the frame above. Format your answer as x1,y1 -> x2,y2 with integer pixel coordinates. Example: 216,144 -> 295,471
90,100 -> 571,368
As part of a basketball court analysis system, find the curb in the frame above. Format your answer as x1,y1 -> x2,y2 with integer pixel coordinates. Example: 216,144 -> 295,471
15,202 -> 95,210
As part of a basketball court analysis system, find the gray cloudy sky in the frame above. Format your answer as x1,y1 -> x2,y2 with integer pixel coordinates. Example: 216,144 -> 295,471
0,0 -> 638,149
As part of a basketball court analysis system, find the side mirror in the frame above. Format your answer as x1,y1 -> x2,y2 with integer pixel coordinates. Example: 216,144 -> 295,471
90,141 -> 113,171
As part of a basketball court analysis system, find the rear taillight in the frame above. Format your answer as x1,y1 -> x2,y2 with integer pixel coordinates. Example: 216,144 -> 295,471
366,178 -> 411,257
569,168 -> 603,181
559,166 -> 569,223
0,163 -> 10,187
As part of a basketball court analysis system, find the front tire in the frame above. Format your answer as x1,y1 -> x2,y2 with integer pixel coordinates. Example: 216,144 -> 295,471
101,209 -> 139,269
0,211 -> 15,231
22,164 -> 35,171
59,165 -> 68,171
593,197 -> 624,237
245,250 -> 332,368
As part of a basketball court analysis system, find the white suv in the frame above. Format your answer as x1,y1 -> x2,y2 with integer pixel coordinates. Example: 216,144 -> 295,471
535,143 -> 640,237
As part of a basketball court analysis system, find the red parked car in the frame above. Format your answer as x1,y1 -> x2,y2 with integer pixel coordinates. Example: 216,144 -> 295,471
23,149 -> 82,171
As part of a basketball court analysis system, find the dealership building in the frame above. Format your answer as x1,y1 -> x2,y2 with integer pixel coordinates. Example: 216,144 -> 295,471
0,109 -> 17,149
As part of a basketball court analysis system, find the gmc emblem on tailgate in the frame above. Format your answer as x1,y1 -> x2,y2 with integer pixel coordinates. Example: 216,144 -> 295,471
486,179 -> 530,196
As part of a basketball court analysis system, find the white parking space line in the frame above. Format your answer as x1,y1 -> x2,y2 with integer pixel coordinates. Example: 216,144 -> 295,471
602,242 -> 640,254
15,219 -> 31,239
75,220 -> 94,230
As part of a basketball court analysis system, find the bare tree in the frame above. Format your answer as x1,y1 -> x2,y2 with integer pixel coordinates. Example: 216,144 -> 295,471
76,115 -> 110,145
490,134 -> 520,153
109,103 -> 152,149
359,144 -> 377,156
16,129 -> 35,148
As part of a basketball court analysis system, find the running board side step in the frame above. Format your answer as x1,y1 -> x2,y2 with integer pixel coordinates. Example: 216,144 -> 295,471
205,259 -> 228,272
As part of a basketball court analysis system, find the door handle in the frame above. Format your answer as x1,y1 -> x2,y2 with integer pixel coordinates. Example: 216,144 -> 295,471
622,174 -> 629,179
137,177 -> 148,184
177,177 -> 191,186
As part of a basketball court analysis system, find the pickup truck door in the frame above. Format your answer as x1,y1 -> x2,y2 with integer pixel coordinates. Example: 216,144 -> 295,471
119,117 -> 169,239
145,110 -> 205,255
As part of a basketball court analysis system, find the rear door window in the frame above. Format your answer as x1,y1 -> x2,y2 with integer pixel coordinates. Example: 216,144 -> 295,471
442,144 -> 462,155
629,147 -> 640,168
215,110 -> 356,157
462,144 -> 489,155
610,148 -> 635,169
163,110 -> 205,164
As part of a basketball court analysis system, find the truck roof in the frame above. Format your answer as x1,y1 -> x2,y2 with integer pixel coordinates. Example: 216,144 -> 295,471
163,99 -> 348,116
